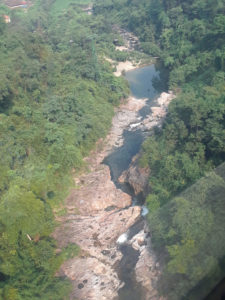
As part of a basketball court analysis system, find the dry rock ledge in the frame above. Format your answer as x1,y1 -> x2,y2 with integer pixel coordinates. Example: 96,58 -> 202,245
53,63 -> 174,299
105,26 -> 142,77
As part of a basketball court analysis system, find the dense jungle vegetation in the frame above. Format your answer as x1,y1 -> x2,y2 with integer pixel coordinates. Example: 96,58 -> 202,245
1,0 -> 225,299
94,0 -> 225,299
0,0 -> 129,298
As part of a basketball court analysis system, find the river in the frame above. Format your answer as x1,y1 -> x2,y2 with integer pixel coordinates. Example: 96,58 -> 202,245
103,63 -> 168,300
53,56 -> 171,300
104,63 -> 166,188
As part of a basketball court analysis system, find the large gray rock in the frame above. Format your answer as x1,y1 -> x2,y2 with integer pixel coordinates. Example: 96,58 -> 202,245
119,154 -> 150,196
130,228 -> 166,300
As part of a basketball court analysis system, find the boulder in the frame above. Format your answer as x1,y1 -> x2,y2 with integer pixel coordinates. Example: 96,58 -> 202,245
119,154 -> 150,196
130,228 -> 166,300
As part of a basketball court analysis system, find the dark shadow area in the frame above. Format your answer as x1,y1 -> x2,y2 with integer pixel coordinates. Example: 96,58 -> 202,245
125,64 -> 161,99
152,60 -> 169,93
148,162 -> 225,300
103,129 -> 144,187
205,277 -> 225,300
117,244 -> 143,300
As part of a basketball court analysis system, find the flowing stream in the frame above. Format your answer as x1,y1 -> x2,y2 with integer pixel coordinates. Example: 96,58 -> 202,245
104,64 -> 165,188
103,63 -> 167,299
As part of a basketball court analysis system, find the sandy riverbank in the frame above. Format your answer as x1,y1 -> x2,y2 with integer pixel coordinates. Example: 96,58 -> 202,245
114,60 -> 141,77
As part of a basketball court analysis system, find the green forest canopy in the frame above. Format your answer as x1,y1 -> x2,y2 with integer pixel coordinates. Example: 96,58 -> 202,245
149,163 -> 225,300
0,0 -> 225,298
0,0 -> 129,299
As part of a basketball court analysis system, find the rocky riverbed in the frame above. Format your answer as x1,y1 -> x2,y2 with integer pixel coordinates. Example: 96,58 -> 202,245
53,26 -> 174,300
53,89 -> 173,300
53,96 -> 144,300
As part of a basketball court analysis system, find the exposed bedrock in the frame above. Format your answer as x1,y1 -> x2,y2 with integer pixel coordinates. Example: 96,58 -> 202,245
129,228 -> 166,300
66,165 -> 132,215
54,200 -> 141,300
53,159 -> 142,300
119,154 -> 150,196
53,35 -> 174,298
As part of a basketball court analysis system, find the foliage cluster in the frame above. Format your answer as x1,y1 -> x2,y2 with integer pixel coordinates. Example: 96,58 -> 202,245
149,164 -> 225,299
0,0 -> 128,298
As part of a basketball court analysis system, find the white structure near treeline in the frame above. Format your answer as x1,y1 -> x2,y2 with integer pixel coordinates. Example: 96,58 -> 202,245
5,0 -> 28,9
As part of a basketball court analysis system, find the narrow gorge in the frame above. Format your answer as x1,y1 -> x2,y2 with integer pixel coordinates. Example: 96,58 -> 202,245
53,29 -> 174,300
1,0 -> 224,299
